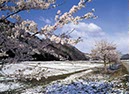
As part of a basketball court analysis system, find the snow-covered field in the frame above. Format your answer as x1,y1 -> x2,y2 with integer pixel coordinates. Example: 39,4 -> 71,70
122,60 -> 129,72
1,61 -> 103,80
0,61 -> 128,94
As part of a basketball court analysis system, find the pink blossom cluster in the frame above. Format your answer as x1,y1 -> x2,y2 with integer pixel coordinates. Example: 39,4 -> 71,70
50,34 -> 82,45
0,0 -> 96,45
0,0 -> 55,11
0,0 -> 56,20
91,40 -> 120,63
40,0 -> 96,45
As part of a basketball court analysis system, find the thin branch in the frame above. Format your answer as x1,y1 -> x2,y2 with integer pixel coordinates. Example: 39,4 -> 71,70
67,28 -> 75,35
1,8 -> 24,20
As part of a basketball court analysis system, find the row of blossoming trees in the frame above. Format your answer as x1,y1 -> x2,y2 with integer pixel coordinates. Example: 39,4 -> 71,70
0,0 -> 96,62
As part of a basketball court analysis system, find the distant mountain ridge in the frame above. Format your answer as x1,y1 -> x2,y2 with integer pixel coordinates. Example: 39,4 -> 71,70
121,54 -> 129,60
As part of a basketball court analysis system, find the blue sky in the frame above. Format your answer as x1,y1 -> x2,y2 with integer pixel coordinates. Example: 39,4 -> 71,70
4,0 -> 129,54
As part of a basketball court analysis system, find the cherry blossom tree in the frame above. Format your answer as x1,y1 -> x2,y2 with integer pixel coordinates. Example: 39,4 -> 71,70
0,0 -> 95,63
0,0 -> 96,45
91,40 -> 120,73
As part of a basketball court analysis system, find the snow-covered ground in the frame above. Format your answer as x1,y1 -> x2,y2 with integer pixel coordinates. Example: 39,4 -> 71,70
44,80 -> 122,94
21,71 -> 129,94
122,60 -> 129,72
1,61 -> 103,80
0,61 -> 128,94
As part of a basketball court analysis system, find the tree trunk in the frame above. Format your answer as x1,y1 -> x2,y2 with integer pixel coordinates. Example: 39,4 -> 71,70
103,56 -> 107,73
104,62 -> 107,73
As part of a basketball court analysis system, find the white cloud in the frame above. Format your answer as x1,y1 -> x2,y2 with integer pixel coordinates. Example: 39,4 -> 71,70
61,22 -> 105,53
39,17 -> 52,24
75,37 -> 104,53
62,22 -> 105,38
61,22 -> 128,54
107,32 -> 129,54
87,23 -> 102,32
76,32 -> 129,54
